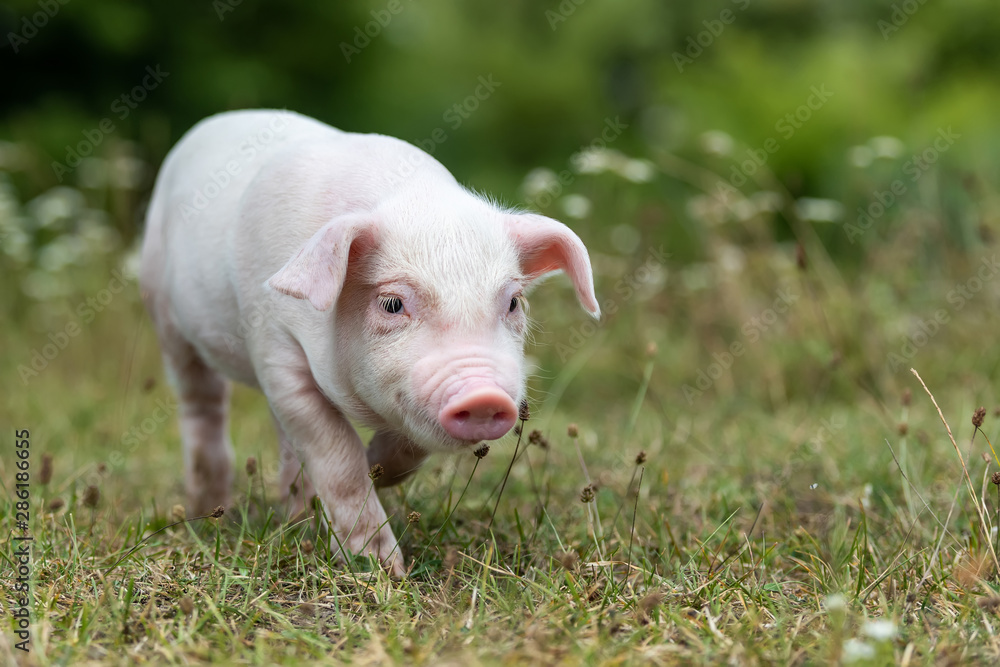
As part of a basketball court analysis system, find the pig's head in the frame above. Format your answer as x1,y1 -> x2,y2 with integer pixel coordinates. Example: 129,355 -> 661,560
267,194 -> 598,451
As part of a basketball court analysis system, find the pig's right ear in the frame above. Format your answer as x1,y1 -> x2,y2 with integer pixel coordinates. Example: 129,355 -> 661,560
507,213 -> 601,319
266,215 -> 375,311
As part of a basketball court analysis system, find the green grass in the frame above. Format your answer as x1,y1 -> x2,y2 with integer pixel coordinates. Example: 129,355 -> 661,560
7,217 -> 1000,665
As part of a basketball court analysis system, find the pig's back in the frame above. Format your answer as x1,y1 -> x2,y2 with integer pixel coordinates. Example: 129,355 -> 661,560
141,109 -> 462,384
141,110 -> 343,382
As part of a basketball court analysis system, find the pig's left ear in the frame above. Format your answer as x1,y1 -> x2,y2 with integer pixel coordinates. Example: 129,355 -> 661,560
266,215 -> 375,311
506,213 -> 600,318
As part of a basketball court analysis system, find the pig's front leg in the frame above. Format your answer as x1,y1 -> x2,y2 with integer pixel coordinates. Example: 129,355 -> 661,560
271,410 -> 316,519
259,353 -> 404,576
367,431 -> 428,488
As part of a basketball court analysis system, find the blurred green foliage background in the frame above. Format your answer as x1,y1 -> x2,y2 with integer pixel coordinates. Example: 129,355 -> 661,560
3,0 -> 1000,410
8,5 -> 1000,660
4,0 -> 999,236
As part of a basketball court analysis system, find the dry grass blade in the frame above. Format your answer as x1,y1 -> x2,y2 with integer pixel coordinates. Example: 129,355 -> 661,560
910,368 -> 1000,574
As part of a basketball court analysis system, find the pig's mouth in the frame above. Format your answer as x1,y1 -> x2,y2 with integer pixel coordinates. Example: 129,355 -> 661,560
406,355 -> 523,449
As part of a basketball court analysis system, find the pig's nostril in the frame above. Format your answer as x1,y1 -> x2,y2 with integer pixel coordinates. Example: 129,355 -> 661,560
455,410 -> 471,421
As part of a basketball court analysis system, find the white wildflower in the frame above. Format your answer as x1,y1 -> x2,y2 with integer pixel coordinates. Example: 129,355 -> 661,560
715,244 -> 745,275
848,145 -> 875,168
795,197 -> 844,223
618,158 -> 655,183
869,136 -> 904,159
521,167 -> 560,201
111,155 -> 145,190
560,194 -> 591,219
842,639 -> 875,663
862,619 -> 897,641
700,130 -> 734,157
751,191 -> 783,214
571,147 -> 624,175
824,593 -> 846,612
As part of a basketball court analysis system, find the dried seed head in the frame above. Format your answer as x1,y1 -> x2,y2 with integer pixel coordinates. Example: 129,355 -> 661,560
567,423 -> 579,438
171,504 -> 186,522
901,389 -> 911,406
408,511 -> 421,524
443,546 -> 459,571
210,506 -> 225,518
513,424 -> 521,436
301,539 -> 314,554
245,456 -> 257,477
974,406 -> 987,429
518,400 -> 530,422
978,595 -> 1000,612
639,592 -> 664,614
474,444 -> 490,459
96,463 -> 107,474
984,452 -> 993,463
38,454 -> 53,485
897,422 -> 909,436
646,341 -> 658,357
179,596 -> 195,616
558,551 -> 578,570
528,429 -> 549,448
993,472 -> 1000,486
636,451 -> 647,465
288,482 -> 298,496
82,485 -> 100,509
580,483 -> 597,503
48,497 -> 65,512
369,463 -> 385,482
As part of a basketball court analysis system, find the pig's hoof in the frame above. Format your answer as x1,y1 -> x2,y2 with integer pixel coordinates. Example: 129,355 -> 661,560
382,552 -> 407,579
283,493 -> 318,523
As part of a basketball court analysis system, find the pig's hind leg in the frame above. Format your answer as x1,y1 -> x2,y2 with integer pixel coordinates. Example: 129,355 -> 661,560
367,432 -> 428,488
158,327 -> 235,517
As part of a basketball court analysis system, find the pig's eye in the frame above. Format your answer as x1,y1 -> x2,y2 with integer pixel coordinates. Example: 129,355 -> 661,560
379,295 -> 404,314
509,297 -> 519,313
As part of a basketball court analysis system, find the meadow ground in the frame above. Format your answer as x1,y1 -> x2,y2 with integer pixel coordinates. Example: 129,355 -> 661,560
6,218 -> 1000,666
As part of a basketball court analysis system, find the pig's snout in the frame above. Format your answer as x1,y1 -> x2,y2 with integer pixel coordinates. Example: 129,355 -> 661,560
439,386 -> 517,442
